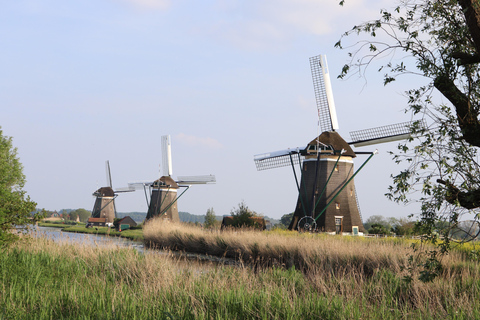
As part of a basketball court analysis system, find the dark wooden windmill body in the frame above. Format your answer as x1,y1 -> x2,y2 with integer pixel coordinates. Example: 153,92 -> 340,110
91,186 -> 116,224
130,135 -> 216,222
254,54 -> 422,234
287,132 -> 364,233
90,161 -> 134,226
145,176 -> 180,222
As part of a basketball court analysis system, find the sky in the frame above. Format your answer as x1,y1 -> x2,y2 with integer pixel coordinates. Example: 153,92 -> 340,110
1,0 -> 425,221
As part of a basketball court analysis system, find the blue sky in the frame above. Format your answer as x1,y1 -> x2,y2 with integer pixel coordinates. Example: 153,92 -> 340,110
2,0 -> 424,220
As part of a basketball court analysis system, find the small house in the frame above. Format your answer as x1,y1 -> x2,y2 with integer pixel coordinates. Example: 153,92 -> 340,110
116,216 -> 137,231
87,217 -> 106,227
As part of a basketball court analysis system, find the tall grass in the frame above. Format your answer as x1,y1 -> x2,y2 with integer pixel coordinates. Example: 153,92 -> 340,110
142,219 -> 480,318
2,222 -> 480,319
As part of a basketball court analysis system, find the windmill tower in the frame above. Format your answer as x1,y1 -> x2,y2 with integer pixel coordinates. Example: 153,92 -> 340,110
254,54 -> 423,234
145,135 -> 180,222
91,161 -> 133,225
130,135 -> 216,222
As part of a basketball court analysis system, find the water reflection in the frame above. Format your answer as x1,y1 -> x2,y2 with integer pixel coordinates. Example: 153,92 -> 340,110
31,226 -> 144,251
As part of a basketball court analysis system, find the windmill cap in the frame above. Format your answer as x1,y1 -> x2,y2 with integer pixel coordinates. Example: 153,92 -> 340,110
93,187 -> 115,197
307,131 -> 356,158
154,176 -> 179,188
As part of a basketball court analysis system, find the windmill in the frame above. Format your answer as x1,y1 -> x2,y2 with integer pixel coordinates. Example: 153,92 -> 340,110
254,54 -> 424,234
129,135 -> 216,222
90,161 -> 134,226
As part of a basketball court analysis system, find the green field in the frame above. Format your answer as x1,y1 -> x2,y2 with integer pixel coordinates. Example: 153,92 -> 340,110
37,222 -> 143,241
2,221 -> 480,319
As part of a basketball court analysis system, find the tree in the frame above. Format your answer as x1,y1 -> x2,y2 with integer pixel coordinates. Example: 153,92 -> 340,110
70,208 -> 91,223
392,217 -> 417,236
230,201 -> 260,228
204,207 -> 217,229
336,0 -> 480,280
363,215 -> 395,231
0,128 -> 40,247
280,212 -> 294,228
338,2 -> 480,236
368,223 -> 391,235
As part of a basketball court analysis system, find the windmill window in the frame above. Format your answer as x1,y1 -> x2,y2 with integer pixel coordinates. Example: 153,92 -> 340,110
335,203 -> 340,210
335,166 -> 339,172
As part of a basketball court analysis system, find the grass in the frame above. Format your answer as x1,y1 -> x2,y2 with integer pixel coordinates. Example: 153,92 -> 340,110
37,222 -> 144,241
2,220 -> 480,318
62,225 -> 144,241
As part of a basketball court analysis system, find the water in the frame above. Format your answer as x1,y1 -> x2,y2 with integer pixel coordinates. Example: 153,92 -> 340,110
31,226 -> 144,251
31,226 -> 238,267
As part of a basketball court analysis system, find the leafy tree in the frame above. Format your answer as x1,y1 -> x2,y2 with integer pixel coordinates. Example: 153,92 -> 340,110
230,201 -> 260,228
392,217 -> 417,236
0,128 -> 41,247
204,207 -> 217,229
70,208 -> 91,223
368,223 -> 391,235
68,210 -> 78,221
337,0 -> 480,280
280,212 -> 294,228
363,215 -> 394,231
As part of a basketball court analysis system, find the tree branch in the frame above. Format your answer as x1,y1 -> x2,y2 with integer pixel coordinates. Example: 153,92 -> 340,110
437,179 -> 480,209
433,73 -> 480,147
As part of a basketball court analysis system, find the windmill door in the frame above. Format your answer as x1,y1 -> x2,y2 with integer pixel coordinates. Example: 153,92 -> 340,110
335,216 -> 343,234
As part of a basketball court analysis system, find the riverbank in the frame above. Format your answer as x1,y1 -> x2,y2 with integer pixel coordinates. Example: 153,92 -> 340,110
37,222 -> 144,241
3,230 -> 480,319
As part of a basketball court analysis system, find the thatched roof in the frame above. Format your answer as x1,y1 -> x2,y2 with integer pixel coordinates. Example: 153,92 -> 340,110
154,176 -> 179,188
94,187 -> 115,197
307,131 -> 356,158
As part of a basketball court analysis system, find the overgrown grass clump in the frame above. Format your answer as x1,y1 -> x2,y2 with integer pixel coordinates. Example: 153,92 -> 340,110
62,225 -> 144,241
2,223 -> 480,319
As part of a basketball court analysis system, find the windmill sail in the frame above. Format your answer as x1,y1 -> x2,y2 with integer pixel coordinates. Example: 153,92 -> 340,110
106,160 -> 113,188
176,175 -> 216,185
310,54 -> 339,133
162,135 -> 173,177
349,120 -> 426,147
254,148 -> 304,171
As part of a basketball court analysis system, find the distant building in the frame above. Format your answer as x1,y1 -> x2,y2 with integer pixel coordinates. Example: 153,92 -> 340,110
116,216 -> 137,231
87,217 -> 107,227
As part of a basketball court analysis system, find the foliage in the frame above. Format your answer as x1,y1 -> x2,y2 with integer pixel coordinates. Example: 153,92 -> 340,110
280,212 -> 294,228
368,223 -> 392,235
203,207 -> 216,229
363,215 -> 396,231
337,0 -> 480,280
0,128 -> 41,247
66,208 -> 91,223
230,201 -> 260,228
364,215 -> 417,236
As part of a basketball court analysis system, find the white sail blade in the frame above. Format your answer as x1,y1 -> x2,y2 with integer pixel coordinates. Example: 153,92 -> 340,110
349,120 -> 426,147
310,54 -> 339,133
176,175 -> 216,185
254,148 -> 303,171
161,135 -> 173,177
105,160 -> 113,188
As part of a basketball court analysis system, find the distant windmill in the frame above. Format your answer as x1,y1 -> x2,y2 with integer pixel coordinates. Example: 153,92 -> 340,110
254,54 -> 424,234
90,161 -> 133,226
130,135 -> 216,222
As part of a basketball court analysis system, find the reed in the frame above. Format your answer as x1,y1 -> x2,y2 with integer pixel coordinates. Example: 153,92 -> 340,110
2,224 -> 480,319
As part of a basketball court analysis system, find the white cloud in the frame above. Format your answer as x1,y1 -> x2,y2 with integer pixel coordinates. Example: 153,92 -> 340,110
176,133 -> 223,149
205,0 -> 388,51
120,0 -> 171,10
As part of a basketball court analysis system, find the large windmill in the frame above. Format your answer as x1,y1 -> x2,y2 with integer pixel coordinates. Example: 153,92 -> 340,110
130,135 -> 216,222
90,161 -> 133,226
254,54 -> 423,234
